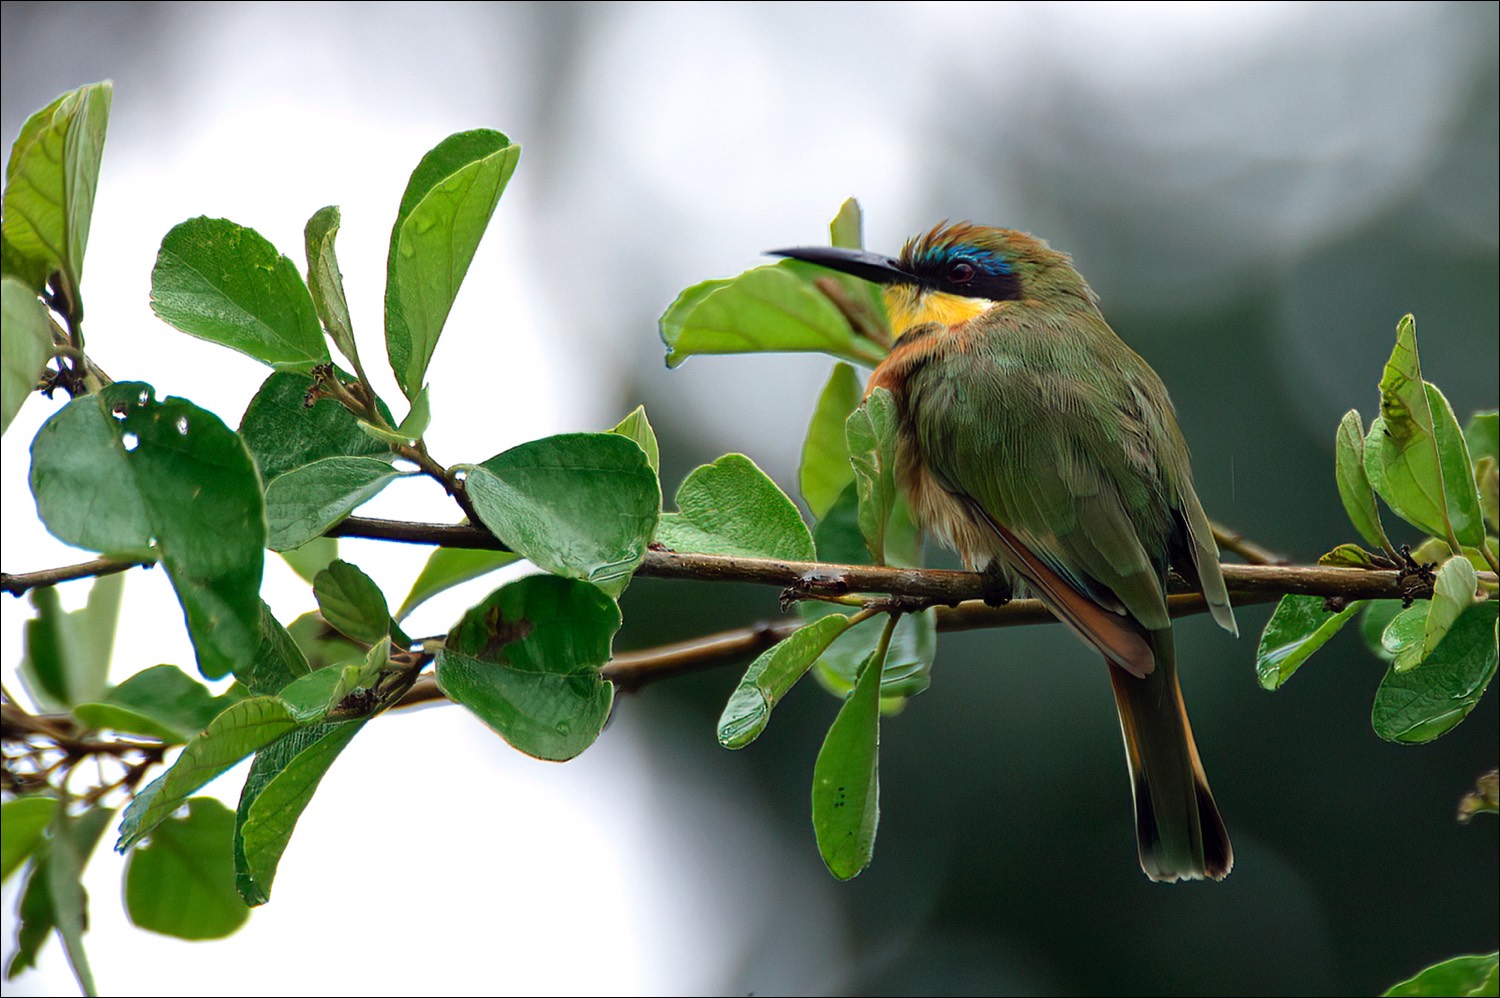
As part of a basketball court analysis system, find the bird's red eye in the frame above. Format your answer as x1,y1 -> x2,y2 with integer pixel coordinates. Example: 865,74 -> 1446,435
948,261 -> 976,284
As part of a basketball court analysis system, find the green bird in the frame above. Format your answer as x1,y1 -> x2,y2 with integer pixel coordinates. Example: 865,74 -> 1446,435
773,222 -> 1238,882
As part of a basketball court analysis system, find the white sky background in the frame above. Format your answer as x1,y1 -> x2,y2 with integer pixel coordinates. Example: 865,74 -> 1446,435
2,3 -> 1495,995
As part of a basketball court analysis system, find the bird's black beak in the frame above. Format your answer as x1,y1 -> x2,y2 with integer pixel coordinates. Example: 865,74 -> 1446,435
767,245 -> 914,286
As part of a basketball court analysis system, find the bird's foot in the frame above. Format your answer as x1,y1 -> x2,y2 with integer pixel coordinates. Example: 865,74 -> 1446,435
980,561 -> 1013,607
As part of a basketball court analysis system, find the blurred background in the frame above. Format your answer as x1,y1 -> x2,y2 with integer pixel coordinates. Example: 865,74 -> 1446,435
2,2 -> 1496,995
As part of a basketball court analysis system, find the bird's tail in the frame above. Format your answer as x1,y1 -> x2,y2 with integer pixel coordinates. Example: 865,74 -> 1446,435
1106,629 -> 1232,882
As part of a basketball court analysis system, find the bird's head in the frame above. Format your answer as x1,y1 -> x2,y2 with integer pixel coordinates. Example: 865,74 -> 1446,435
770,222 -> 1088,339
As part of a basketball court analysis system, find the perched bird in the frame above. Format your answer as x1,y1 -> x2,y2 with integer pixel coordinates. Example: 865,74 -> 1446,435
772,223 -> 1238,882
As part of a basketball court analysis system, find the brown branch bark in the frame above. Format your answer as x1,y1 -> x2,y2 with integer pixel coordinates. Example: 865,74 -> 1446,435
8,514 -> 1484,607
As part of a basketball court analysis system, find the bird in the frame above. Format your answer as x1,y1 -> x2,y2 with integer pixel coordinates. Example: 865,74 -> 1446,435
771,222 -> 1238,882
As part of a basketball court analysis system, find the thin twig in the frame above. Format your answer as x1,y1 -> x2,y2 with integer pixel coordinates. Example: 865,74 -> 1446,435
1210,520 -> 1289,566
2,556 -> 151,596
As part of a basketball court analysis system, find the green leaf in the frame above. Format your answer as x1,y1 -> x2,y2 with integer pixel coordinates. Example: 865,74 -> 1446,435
846,388 -> 899,565
124,797 -> 249,939
656,453 -> 814,561
1,278 -> 53,434
303,205 -> 358,369
1372,601 -> 1498,744
116,696 -> 302,852
31,384 -> 265,679
1394,555 -> 1480,672
150,217 -> 329,369
1475,455 -> 1497,533
1465,411 -> 1498,464
8,838 -> 55,978
396,385 -> 432,440
1360,600 -> 1405,662
2,797 -> 58,883
264,456 -> 408,551
1255,594 -> 1366,690
1384,952 -> 1500,997
1381,603 -> 1430,658
73,664 -> 238,744
435,575 -> 617,761
285,611 -> 364,674
313,560 -> 394,646
29,386 -> 153,557
800,363 -> 863,519
19,573 -> 123,710
241,602 -> 313,695
807,604 -> 936,700
396,546 -> 519,621
829,197 -> 863,250
385,130 -> 520,399
239,369 -> 393,483
812,643 -> 883,880
1335,409 -> 1393,554
659,263 -> 884,369
1364,317 -> 1484,548
1,81 -> 111,300
279,535 -> 339,583
5,805 -> 112,989
610,404 -> 660,474
42,805 -> 112,996
1318,543 -> 1388,569
465,432 -> 659,598
718,615 -> 853,749
811,483 -> 871,564
233,719 -> 366,906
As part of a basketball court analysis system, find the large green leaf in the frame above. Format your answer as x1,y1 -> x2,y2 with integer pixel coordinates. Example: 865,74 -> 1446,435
800,363 -> 863,519
1384,952 -> 1499,997
151,217 -> 329,370
264,456 -> 407,551
656,453 -> 814,561
303,205 -> 358,370
18,573 -> 123,711
1,278 -> 53,435
718,614 -> 853,749
1364,316 -> 1485,547
1334,409 -> 1393,554
124,797 -> 248,939
1255,594 -> 1366,690
1371,600 -> 1498,744
31,384 -> 265,679
385,130 -> 520,399
660,262 -> 885,369
239,369 -> 393,483
811,644 -> 883,880
465,432 -> 659,597
1,81 -> 111,300
233,719 -> 366,906
116,697 -> 303,852
435,575 -> 617,761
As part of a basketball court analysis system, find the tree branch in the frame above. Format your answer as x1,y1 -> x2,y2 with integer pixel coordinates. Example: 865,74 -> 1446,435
9,514 -> 1486,608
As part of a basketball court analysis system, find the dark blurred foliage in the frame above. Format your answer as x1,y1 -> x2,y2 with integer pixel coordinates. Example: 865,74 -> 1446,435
4,3 -> 1495,995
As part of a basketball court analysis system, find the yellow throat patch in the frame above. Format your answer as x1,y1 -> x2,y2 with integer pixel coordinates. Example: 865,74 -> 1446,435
883,285 -> 997,338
